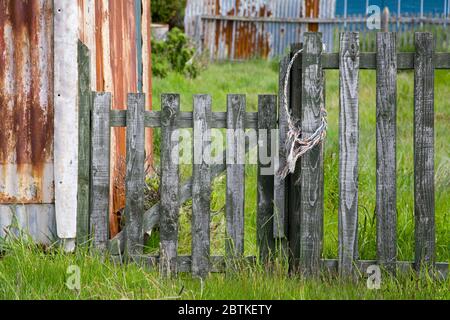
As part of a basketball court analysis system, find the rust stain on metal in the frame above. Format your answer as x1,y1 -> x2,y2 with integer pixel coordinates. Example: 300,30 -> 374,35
305,0 -> 320,31
186,0 -> 335,60
0,0 -> 54,204
79,0 -> 152,237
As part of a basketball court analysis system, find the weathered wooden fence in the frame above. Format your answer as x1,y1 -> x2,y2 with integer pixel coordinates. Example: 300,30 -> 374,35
78,32 -> 449,278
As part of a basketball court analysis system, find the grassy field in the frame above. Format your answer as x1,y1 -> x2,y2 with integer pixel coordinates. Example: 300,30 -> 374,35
0,60 -> 449,300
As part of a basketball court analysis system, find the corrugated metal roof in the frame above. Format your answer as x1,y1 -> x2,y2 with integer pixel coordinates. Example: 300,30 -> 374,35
0,0 -> 54,204
185,0 -> 336,60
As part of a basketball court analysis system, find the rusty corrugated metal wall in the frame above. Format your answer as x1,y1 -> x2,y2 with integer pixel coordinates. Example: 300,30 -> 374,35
185,0 -> 336,60
0,0 -> 54,204
78,0 -> 152,237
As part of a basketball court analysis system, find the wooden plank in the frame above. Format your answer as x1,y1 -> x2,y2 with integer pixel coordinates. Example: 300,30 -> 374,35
124,94 -> 146,258
54,0 -> 79,246
414,32 -> 435,271
77,41 -> 91,245
110,110 -> 259,129
192,95 -> 212,278
288,43 -> 303,273
274,56 -> 289,239
159,94 -> 181,276
338,32 -> 360,277
299,33 -> 325,276
257,95 -> 277,262
90,93 -> 111,250
321,52 -> 450,70
376,32 -> 398,273
226,94 -> 246,258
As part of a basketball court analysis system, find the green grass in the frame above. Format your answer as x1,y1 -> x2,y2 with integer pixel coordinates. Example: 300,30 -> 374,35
0,238 -> 449,300
0,59 -> 449,300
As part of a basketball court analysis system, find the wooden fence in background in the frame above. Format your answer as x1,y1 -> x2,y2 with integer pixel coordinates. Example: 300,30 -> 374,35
78,32 -> 450,278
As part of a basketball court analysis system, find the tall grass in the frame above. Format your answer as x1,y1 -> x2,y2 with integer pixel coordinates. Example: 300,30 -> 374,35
0,237 -> 449,299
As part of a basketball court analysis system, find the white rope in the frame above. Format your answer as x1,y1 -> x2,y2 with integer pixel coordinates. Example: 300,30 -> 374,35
279,48 -> 328,178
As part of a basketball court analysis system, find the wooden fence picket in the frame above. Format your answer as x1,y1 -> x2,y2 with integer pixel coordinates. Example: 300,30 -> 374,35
124,93 -> 146,258
226,94 -> 246,259
288,43 -> 303,273
274,56 -> 289,240
90,92 -> 111,250
376,32 -> 398,273
192,95 -> 212,277
299,33 -> 325,276
338,32 -> 360,277
414,32 -> 436,271
77,41 -> 91,245
257,95 -> 277,262
160,94 -> 181,276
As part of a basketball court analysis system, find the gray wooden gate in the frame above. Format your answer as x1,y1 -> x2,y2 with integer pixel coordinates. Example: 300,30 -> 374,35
78,32 -> 450,278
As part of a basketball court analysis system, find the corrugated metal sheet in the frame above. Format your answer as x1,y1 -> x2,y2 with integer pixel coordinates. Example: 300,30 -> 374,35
78,0 -> 152,237
185,0 -> 336,60
0,0 -> 54,204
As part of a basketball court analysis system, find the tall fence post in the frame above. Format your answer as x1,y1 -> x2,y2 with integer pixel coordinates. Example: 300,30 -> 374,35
77,41 -> 91,245
299,32 -> 325,277
124,93 -> 146,259
338,32 -> 360,278
414,32 -> 435,272
90,93 -> 112,251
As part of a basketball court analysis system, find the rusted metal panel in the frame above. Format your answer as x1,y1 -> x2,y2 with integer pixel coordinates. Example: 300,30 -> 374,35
78,0 -> 152,237
0,0 -> 54,204
185,0 -> 336,59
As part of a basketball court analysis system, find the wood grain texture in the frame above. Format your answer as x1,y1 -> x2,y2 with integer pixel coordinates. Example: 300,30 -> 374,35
321,52 -> 450,70
257,95 -> 277,262
124,94 -> 146,258
77,41 -> 91,245
192,95 -> 212,278
90,93 -> 111,250
110,110 -> 259,129
299,33 -> 324,276
160,94 -> 181,277
226,94 -> 246,258
376,32 -> 397,273
338,32 -> 360,277
288,43 -> 303,273
414,32 -> 436,271
274,56 -> 289,240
